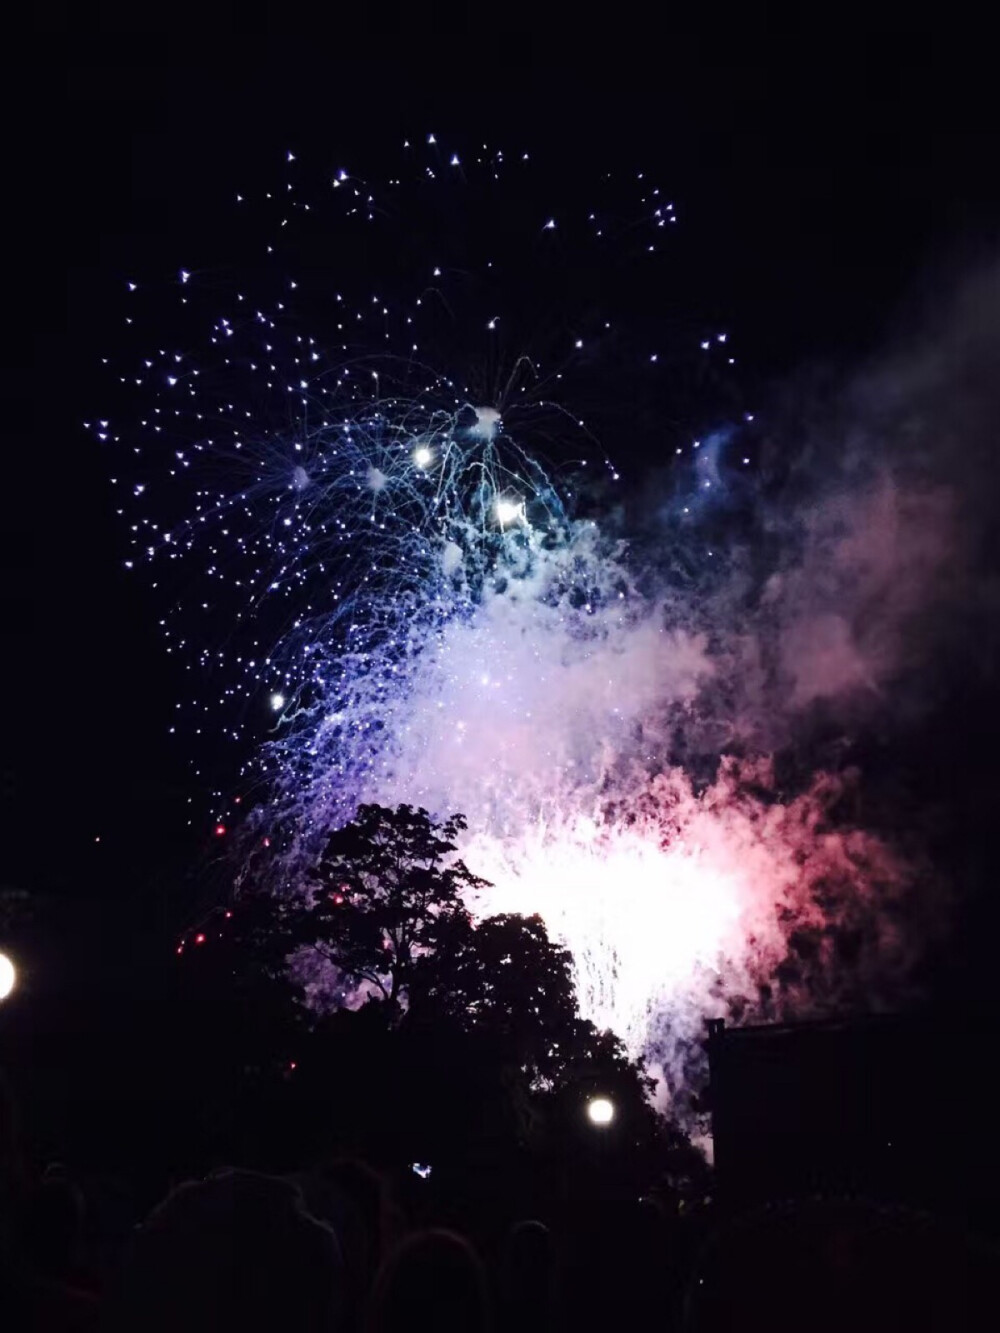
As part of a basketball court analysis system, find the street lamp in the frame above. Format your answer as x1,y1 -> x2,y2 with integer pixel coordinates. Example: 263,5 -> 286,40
0,952 -> 16,1002
586,1096 -> 615,1126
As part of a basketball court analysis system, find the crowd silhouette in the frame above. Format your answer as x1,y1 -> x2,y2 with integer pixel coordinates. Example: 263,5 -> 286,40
3,1066 -> 998,1332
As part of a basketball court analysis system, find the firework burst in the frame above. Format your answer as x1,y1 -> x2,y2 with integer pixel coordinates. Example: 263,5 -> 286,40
93,138 -> 930,1112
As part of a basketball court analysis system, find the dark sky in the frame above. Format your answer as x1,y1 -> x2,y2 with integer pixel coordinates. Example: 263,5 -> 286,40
4,9 -> 999,1026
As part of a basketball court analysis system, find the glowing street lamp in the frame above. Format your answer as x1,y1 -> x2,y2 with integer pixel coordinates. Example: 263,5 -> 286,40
0,952 -> 16,1002
586,1096 -> 615,1127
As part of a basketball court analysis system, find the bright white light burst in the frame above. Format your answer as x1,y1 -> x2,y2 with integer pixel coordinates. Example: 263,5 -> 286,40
0,953 -> 16,1002
587,1097 -> 615,1126
495,496 -> 523,526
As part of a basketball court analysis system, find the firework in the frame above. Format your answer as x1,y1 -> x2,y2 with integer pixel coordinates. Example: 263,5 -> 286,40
94,139 -> 931,1111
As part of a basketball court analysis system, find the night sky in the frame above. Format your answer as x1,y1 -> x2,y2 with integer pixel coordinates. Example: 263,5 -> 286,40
5,10 -> 1000,1055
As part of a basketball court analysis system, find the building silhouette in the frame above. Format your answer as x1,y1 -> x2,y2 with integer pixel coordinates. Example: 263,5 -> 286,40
706,1012 -> 999,1224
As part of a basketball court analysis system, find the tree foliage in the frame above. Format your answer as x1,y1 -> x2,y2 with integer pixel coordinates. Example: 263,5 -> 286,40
295,805 -> 659,1100
303,803 -> 489,1011
176,803 -> 703,1188
419,910 -> 593,1084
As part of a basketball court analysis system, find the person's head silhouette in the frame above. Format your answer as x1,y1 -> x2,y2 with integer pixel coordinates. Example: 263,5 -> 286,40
369,1229 -> 489,1333
108,1168 -> 343,1332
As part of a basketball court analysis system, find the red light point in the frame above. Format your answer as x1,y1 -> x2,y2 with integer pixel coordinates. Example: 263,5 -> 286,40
263,836 -> 271,847
194,933 -> 206,945
214,823 -> 226,837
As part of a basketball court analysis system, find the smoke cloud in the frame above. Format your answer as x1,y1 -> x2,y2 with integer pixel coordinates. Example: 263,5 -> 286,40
257,258 -> 1000,1117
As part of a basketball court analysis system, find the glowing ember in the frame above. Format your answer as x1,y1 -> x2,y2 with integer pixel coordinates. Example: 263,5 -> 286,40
494,496 -> 523,526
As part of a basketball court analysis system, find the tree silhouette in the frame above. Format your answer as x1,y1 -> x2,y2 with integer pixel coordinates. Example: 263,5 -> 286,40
177,803 -> 703,1186
302,804 -> 489,1015
418,910 -> 592,1084
300,806 -> 654,1093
